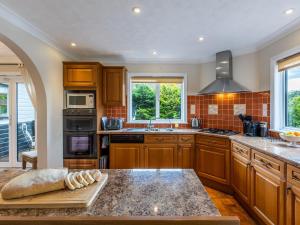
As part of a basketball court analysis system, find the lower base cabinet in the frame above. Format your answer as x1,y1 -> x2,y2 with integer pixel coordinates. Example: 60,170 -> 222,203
250,150 -> 285,225
143,144 -> 177,168
110,144 -> 142,169
231,152 -> 251,204
286,165 -> 300,225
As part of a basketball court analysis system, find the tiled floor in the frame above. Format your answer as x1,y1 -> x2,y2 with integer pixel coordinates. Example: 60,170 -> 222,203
205,186 -> 257,225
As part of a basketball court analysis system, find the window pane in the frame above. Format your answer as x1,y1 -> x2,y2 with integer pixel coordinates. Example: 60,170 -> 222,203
159,83 -> 182,119
132,83 -> 156,120
0,83 -> 9,162
17,83 -> 35,162
286,66 -> 300,128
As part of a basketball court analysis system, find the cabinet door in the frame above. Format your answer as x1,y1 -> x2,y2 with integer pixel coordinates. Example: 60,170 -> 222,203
103,67 -> 126,106
177,144 -> 194,168
143,144 -> 177,168
63,159 -> 98,169
287,185 -> 300,225
231,152 -> 251,204
251,165 -> 285,225
196,144 -> 230,184
110,144 -> 141,169
63,64 -> 98,88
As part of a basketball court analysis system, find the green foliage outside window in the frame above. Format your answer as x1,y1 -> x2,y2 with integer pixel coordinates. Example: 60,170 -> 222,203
0,94 -> 8,115
132,83 -> 182,121
287,90 -> 300,128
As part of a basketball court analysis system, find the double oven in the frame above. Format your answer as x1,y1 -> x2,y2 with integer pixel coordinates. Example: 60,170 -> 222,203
63,109 -> 97,159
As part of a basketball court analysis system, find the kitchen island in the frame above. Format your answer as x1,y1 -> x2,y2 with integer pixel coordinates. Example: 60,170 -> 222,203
0,169 -> 239,225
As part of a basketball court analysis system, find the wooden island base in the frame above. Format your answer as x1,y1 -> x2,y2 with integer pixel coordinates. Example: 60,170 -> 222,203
0,216 -> 240,225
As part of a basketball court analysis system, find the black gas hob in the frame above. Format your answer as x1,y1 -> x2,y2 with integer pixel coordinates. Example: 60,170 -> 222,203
198,128 -> 239,136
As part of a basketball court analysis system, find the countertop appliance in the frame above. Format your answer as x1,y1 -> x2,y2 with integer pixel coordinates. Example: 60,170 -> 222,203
110,134 -> 144,143
198,50 -> 249,94
101,117 -> 123,130
191,116 -> 201,129
66,93 -> 95,109
259,122 -> 268,137
63,109 -> 97,159
198,128 -> 239,136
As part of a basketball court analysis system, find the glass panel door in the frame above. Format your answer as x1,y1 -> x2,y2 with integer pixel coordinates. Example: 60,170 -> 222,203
0,82 -> 9,165
0,77 -> 35,167
16,83 -> 35,162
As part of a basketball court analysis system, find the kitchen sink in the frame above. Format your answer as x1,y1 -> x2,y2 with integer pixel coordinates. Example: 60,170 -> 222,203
125,128 -> 174,132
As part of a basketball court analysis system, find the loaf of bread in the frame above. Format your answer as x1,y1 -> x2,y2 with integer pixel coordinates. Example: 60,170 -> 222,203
1,168 -> 68,200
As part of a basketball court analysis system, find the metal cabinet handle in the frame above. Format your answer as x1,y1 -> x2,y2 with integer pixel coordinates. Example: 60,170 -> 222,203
293,175 -> 300,182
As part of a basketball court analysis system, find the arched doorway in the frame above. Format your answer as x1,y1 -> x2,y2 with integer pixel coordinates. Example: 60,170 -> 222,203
0,34 -> 47,168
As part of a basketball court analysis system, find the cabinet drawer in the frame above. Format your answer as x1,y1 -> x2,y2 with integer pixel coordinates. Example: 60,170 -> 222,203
287,164 -> 300,187
196,134 -> 230,148
232,141 -> 250,160
251,150 -> 285,178
64,159 -> 98,169
145,135 -> 177,143
178,135 -> 194,143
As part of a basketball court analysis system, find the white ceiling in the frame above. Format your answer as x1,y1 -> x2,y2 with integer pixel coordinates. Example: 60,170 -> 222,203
1,0 -> 300,63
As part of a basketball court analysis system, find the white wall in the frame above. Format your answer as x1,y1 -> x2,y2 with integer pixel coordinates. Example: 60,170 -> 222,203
0,17 -> 69,168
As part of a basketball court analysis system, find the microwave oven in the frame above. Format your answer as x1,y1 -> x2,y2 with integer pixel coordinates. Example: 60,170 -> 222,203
66,93 -> 95,109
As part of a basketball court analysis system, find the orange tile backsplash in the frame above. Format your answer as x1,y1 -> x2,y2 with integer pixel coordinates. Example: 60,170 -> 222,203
103,91 -> 270,132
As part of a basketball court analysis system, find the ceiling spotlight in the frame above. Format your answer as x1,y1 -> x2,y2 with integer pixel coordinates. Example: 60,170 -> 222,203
285,8 -> 294,15
70,42 -> 76,47
152,50 -> 158,55
198,36 -> 205,42
132,7 -> 141,14
216,67 -> 222,70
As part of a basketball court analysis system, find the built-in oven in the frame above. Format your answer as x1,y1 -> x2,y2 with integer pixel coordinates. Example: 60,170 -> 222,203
63,132 -> 97,159
63,109 -> 97,159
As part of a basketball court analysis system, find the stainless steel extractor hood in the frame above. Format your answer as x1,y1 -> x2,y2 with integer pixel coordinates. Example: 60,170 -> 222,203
198,50 -> 249,95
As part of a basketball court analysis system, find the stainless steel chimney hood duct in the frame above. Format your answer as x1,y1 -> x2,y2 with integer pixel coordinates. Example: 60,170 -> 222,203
198,50 -> 249,95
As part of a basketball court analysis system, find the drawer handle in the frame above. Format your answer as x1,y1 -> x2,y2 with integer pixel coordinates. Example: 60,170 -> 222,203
293,175 -> 300,182
260,159 -> 272,169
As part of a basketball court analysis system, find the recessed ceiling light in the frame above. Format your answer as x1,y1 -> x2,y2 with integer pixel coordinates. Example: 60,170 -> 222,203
152,50 -> 158,55
132,7 -> 141,14
216,67 -> 222,70
198,36 -> 205,42
285,8 -> 294,15
70,42 -> 76,47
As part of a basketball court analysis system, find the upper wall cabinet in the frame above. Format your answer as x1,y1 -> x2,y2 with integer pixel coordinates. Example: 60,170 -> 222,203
63,62 -> 101,89
102,66 -> 126,106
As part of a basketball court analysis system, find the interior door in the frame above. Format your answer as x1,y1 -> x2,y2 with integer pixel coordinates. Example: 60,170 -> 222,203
0,76 -> 35,167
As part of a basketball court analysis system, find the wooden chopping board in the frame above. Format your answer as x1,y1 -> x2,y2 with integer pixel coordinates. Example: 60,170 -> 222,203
0,173 -> 108,209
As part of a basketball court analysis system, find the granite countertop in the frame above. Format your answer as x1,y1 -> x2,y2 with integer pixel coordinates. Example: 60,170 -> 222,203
0,169 -> 219,217
230,135 -> 300,167
97,128 -> 201,135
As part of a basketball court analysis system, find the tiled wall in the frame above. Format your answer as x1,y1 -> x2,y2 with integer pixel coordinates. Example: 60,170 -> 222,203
104,91 -> 270,132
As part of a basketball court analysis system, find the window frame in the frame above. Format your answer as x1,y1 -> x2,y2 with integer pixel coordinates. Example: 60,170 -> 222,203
127,73 -> 187,124
283,67 -> 300,130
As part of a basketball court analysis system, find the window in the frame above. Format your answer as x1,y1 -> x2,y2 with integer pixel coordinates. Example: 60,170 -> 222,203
0,83 -> 8,119
128,74 -> 187,123
284,66 -> 300,128
277,53 -> 300,130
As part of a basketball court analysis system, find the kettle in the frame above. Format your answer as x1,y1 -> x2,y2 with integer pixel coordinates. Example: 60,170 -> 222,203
191,116 -> 201,129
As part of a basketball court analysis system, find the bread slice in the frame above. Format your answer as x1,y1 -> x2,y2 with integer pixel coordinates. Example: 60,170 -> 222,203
1,168 -> 68,200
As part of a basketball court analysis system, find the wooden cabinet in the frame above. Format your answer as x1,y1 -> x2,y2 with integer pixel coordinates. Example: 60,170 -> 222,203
64,159 -> 98,169
63,62 -> 100,88
286,165 -> 300,225
231,141 -> 251,204
196,135 -> 230,185
251,150 -> 285,225
177,144 -> 194,168
143,144 -> 177,168
102,66 -> 126,106
110,144 -> 142,169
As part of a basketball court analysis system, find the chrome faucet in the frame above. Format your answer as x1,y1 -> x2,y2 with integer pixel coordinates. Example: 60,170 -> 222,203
169,119 -> 173,129
146,119 -> 154,130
